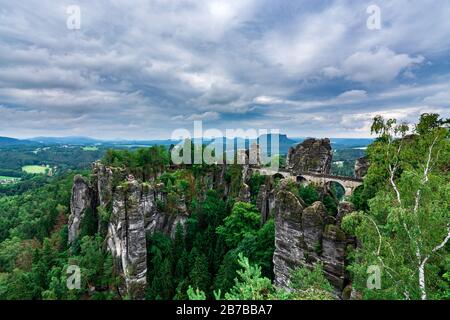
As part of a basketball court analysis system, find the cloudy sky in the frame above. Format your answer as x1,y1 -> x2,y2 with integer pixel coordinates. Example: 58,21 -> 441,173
0,0 -> 449,139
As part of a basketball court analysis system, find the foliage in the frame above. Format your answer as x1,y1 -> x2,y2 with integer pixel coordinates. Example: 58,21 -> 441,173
224,253 -> 275,300
248,173 -> 266,204
289,264 -> 334,300
2,115 -> 446,301
103,146 -> 170,180
216,202 -> 261,247
342,113 -> 449,300
187,286 -> 207,300
298,184 -> 320,206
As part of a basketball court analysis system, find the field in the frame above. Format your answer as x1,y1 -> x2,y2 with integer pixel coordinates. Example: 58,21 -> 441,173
0,176 -> 20,181
0,176 -> 20,184
22,165 -> 50,175
82,146 -> 99,151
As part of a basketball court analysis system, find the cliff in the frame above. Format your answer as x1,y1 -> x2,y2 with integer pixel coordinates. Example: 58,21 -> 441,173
69,162 -> 190,299
107,178 -> 148,299
354,156 -> 370,179
286,138 -> 332,175
68,175 -> 94,244
273,180 -> 356,293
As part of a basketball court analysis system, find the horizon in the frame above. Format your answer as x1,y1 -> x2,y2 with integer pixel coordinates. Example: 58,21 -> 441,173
1,133 -> 375,142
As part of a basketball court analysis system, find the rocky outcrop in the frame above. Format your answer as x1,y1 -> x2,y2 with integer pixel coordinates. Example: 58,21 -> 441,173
336,201 -> 355,226
92,162 -> 114,207
238,183 -> 251,203
286,138 -> 332,175
69,162 -> 193,299
273,185 -> 306,289
107,178 -> 147,299
144,183 -> 189,238
321,224 -> 348,288
68,175 -> 93,244
256,183 -> 276,224
302,202 -> 326,253
354,156 -> 370,179
273,180 -> 354,292
241,165 -> 252,185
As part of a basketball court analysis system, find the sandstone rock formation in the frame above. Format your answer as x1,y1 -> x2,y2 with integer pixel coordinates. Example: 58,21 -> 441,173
336,201 -> 355,226
69,162 -> 191,299
238,183 -> 251,203
354,156 -> 370,179
92,162 -> 115,207
256,183 -> 276,224
273,180 -> 354,291
273,185 -> 306,289
321,224 -> 348,288
107,179 -> 147,299
68,175 -> 93,244
68,140 -> 360,298
286,138 -> 332,175
144,183 -> 189,238
302,202 -> 326,253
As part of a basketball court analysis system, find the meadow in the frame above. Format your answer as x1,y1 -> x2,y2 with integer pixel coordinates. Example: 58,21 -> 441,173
82,146 -> 99,151
22,165 -> 50,175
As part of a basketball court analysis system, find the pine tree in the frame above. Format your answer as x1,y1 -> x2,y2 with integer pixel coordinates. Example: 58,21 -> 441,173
189,251 -> 210,294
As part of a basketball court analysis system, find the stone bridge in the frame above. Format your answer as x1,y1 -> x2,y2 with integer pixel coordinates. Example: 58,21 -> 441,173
255,168 -> 363,197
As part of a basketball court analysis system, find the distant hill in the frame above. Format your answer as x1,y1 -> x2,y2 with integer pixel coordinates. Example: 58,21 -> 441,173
30,136 -> 101,145
330,138 -> 373,149
257,134 -> 299,154
106,139 -> 178,147
0,137 -> 37,147
2,135 -> 372,153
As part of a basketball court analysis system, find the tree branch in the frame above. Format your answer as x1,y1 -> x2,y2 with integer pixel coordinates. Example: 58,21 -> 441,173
414,135 -> 439,214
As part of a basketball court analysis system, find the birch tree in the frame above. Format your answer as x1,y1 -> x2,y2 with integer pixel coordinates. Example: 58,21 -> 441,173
342,113 -> 449,300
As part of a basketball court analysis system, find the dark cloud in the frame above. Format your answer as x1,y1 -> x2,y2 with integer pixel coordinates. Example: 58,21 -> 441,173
0,0 -> 449,139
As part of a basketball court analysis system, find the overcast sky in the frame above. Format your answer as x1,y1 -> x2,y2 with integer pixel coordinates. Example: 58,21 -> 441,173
0,0 -> 449,139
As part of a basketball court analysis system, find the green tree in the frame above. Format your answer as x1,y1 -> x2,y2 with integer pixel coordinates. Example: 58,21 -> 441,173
234,218 -> 275,278
342,113 -> 449,300
289,264 -> 334,300
187,285 -> 207,300
298,185 -> 320,206
216,202 -> 260,248
214,250 -> 240,294
188,250 -> 210,294
147,232 -> 174,300
224,253 -> 274,300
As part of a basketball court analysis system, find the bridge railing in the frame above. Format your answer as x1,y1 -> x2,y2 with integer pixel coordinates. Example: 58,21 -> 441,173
254,168 -> 363,183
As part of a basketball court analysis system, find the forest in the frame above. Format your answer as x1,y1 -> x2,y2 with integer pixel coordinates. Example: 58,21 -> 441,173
0,114 -> 448,300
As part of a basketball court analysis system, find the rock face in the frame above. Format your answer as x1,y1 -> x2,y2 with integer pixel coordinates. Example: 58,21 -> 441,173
144,183 -> 189,238
256,183 -> 276,224
354,156 -> 370,179
92,162 -> 116,207
238,183 -> 251,203
273,186 -> 306,289
302,202 -> 326,253
68,175 -> 93,244
107,179 -> 147,299
336,201 -> 355,226
69,162 -> 191,299
286,138 -> 332,175
273,180 -> 353,291
321,224 -> 348,288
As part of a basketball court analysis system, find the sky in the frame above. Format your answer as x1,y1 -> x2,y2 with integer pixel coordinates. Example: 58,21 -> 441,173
0,0 -> 449,140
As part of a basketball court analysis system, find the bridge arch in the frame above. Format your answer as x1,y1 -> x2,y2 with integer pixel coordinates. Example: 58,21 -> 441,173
272,173 -> 285,180
325,180 -> 346,201
296,175 -> 308,185
254,168 -> 363,198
